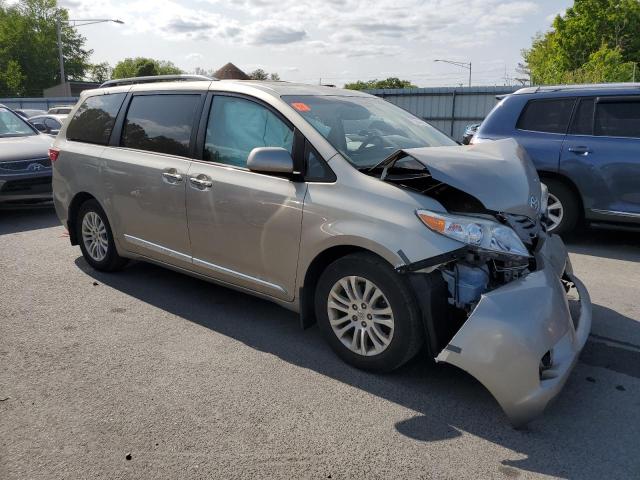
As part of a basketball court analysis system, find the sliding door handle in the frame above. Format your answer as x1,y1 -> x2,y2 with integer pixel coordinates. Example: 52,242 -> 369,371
189,175 -> 213,189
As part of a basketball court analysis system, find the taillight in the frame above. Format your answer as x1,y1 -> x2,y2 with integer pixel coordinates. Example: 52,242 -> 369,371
48,148 -> 60,162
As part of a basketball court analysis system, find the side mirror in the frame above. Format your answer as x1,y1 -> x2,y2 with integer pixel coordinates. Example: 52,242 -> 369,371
247,147 -> 295,175
32,123 -> 47,132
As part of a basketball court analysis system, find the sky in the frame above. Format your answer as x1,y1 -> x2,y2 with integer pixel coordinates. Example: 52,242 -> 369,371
51,0 -> 573,87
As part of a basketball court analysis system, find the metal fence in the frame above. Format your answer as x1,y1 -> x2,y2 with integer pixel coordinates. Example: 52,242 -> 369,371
0,97 -> 78,111
366,86 -> 519,141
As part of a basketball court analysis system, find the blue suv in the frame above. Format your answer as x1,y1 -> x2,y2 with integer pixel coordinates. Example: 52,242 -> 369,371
474,84 -> 640,234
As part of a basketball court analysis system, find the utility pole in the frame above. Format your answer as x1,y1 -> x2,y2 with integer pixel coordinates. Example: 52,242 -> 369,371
633,63 -> 637,83
56,18 -> 65,84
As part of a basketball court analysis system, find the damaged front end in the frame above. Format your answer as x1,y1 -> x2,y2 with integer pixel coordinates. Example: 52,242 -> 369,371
371,139 -> 592,426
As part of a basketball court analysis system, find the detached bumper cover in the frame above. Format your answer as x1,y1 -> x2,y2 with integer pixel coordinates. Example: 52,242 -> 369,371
436,235 -> 592,426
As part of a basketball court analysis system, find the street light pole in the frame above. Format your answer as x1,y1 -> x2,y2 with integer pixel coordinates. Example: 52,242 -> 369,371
56,18 -> 124,86
434,59 -> 472,87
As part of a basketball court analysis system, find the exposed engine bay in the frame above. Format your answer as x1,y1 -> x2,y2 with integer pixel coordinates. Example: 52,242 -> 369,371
367,148 -> 546,348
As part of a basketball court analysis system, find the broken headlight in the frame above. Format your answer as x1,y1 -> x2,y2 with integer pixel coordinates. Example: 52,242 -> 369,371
416,209 -> 530,259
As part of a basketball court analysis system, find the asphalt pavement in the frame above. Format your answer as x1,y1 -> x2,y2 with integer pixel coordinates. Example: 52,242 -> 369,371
1,204 -> 639,479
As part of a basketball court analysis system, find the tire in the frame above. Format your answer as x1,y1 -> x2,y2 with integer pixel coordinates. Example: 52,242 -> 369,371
543,179 -> 580,235
76,199 -> 128,272
315,252 -> 424,372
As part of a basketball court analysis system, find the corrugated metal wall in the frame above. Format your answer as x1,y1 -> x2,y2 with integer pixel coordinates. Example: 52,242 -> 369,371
0,97 -> 78,111
366,86 -> 519,141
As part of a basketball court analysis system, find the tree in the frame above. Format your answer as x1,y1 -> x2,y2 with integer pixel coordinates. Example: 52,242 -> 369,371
87,62 -> 111,83
523,0 -> 640,84
0,0 -> 91,96
248,68 -> 280,80
344,77 -> 417,90
111,57 -> 183,79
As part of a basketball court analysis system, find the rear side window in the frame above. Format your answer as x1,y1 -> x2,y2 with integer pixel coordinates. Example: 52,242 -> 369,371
66,94 -> 125,145
595,100 -> 640,138
121,94 -> 200,157
569,98 -> 594,135
516,99 -> 575,134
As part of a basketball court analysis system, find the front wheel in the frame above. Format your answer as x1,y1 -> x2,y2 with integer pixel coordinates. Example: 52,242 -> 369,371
315,252 -> 424,372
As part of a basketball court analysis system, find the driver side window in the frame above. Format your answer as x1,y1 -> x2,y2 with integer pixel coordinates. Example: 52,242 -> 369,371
204,96 -> 294,167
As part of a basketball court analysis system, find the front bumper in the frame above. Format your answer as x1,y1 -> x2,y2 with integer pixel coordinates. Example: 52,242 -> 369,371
436,234 -> 592,426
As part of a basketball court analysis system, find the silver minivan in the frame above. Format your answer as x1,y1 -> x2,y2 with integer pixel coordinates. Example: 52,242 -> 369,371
51,77 -> 591,426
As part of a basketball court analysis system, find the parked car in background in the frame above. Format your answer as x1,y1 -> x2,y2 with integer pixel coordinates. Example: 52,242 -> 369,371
15,108 -> 47,119
462,123 -> 480,145
51,77 -> 591,426
47,106 -> 73,115
474,83 -> 640,234
0,104 -> 53,203
29,114 -> 68,136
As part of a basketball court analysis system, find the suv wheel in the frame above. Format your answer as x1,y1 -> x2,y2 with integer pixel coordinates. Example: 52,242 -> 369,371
315,252 -> 424,372
543,179 -> 579,235
77,199 -> 128,272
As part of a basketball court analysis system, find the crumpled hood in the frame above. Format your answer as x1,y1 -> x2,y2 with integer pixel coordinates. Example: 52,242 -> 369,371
0,134 -> 52,163
401,138 -> 542,218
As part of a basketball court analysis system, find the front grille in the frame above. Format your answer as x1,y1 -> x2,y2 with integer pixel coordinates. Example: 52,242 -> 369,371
503,213 -> 542,247
0,157 -> 51,173
1,176 -> 52,193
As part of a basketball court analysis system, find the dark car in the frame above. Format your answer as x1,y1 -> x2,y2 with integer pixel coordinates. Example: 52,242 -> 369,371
474,83 -> 640,234
29,114 -> 68,136
0,105 -> 54,203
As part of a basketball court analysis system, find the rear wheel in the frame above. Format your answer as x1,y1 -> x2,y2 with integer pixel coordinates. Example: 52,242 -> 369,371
77,199 -> 128,272
315,252 -> 424,372
543,179 -> 580,235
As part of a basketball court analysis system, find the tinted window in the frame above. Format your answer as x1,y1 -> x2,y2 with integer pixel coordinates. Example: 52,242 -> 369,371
66,94 -> 125,144
122,95 -> 199,156
517,99 -> 575,134
569,98 -> 594,135
595,100 -> 640,138
44,118 -> 61,129
305,143 -> 335,182
204,96 -> 294,167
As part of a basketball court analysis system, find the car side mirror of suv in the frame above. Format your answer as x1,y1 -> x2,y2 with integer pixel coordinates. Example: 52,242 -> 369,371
32,122 -> 47,133
247,147 -> 295,175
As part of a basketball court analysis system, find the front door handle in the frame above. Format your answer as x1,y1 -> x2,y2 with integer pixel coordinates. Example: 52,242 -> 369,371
162,170 -> 183,184
568,146 -> 593,156
189,175 -> 213,190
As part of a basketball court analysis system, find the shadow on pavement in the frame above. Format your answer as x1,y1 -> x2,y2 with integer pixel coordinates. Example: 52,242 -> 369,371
0,203 -> 58,235
564,228 -> 640,262
75,256 -> 640,479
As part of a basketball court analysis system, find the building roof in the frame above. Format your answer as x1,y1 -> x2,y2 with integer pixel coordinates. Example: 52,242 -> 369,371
213,62 -> 250,80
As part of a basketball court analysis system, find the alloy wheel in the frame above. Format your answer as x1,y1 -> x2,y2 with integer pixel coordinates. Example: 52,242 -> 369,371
81,211 -> 109,262
545,192 -> 564,232
327,276 -> 395,356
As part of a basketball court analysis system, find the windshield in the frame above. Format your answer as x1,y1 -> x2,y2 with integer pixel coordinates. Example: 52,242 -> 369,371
0,108 -> 36,138
283,95 -> 456,168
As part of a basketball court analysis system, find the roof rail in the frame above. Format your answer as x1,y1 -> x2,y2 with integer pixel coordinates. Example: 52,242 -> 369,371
99,74 -> 216,88
514,83 -> 640,94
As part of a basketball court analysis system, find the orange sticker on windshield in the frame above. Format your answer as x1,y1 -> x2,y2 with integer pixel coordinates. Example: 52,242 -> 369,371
291,102 -> 311,112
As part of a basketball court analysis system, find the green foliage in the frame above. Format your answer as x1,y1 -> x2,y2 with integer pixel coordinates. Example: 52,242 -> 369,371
248,68 -> 280,80
344,77 -> 417,90
0,0 -> 91,96
111,57 -> 183,79
523,0 -> 640,84
87,62 -> 111,83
